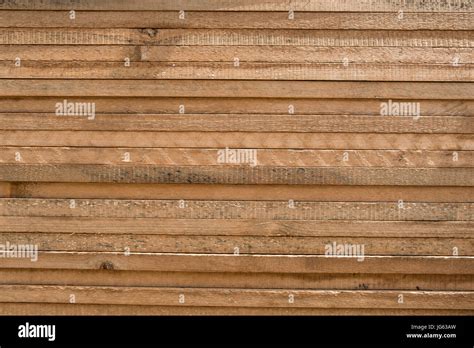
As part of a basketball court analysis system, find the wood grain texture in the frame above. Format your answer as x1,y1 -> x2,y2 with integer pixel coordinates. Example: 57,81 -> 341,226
2,29 -> 471,47
1,80 -> 472,99
1,0 -> 471,12
0,252 -> 472,274
1,147 -> 471,167
1,303 -> 472,316
8,183 -> 474,202
1,217 -> 472,237
1,232 -> 471,255
1,269 -> 472,291
1,98 -> 471,115
1,285 -> 473,309
1,113 -> 472,133
1,132 -> 471,150
1,46 -> 472,64
0,0 -> 472,316
0,199 -> 472,221
2,11 -> 473,30
0,303 -> 474,316
3,61 -> 472,81
1,165 -> 473,185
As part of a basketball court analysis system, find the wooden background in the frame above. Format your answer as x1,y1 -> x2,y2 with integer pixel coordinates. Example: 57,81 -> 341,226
0,0 -> 473,315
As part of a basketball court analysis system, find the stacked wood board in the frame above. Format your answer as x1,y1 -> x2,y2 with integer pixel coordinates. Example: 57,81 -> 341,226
0,0 -> 473,315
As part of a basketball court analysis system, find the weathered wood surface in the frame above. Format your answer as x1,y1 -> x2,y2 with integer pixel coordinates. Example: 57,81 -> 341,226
0,0 -> 472,315
1,0 -> 472,12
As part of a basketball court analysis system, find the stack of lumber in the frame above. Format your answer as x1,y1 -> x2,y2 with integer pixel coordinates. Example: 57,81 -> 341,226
0,0 -> 472,315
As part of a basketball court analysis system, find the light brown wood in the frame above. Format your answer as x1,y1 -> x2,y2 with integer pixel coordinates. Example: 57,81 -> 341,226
1,0 -> 471,12
1,98 -> 471,116
1,285 -> 473,309
3,61 -> 472,81
1,232 -> 471,256
1,164 -> 472,186
1,147 -> 471,167
1,131 -> 472,150
1,269 -> 472,291
1,113 -> 472,133
2,46 -> 473,64
0,0 -> 472,316
2,11 -> 472,30
1,80 -> 472,99
1,216 -> 472,237
2,29 -> 471,47
8,183 -> 474,202
1,198 -> 472,220
0,252 -> 472,274
1,303 -> 472,316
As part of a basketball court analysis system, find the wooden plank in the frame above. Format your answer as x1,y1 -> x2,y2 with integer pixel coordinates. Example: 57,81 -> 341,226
1,80 -> 471,99
0,182 -> 10,198
2,46 -> 472,64
1,252 -> 472,274
1,0 -> 471,12
3,61 -> 472,81
9,183 -> 474,202
1,269 -> 472,291
1,303 -> 472,316
0,232 -> 470,256
0,29 -> 472,47
1,217 -> 472,238
0,199 -> 472,221
1,147 -> 471,168
1,132 -> 472,150
1,114 -> 472,133
1,98 -> 472,116
0,285 -> 473,309
1,164 -> 473,185
2,11 -> 473,30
